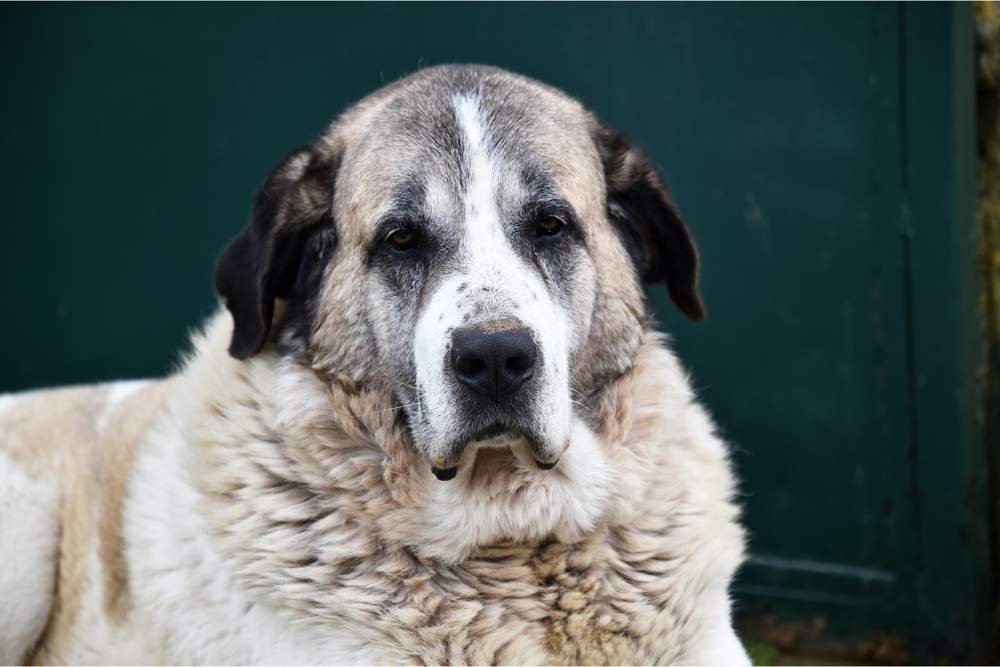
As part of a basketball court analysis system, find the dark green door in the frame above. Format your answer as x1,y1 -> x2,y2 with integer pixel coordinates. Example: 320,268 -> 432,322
0,3 -> 989,661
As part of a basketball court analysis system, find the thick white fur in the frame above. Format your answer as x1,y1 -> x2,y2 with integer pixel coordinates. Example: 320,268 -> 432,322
419,417 -> 614,557
124,394 -> 381,665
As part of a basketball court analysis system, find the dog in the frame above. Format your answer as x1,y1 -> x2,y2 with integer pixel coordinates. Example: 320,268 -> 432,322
0,64 -> 747,665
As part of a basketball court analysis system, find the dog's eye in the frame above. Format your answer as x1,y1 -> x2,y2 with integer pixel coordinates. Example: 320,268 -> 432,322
536,215 -> 565,238
385,229 -> 418,252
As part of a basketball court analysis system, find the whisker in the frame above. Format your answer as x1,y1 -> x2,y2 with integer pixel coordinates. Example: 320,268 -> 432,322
378,373 -> 418,391
369,402 -> 420,416
568,387 -> 592,411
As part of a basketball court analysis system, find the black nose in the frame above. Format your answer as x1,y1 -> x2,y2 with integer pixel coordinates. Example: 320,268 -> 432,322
450,326 -> 537,402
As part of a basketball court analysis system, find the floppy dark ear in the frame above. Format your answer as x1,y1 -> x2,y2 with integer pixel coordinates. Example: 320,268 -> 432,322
214,145 -> 339,359
595,125 -> 706,321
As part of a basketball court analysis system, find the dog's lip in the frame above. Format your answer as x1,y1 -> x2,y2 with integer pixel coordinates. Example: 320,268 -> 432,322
428,428 -> 521,481
428,422 -> 566,480
430,465 -> 458,481
471,431 -> 523,448
430,450 -> 558,480
468,422 -> 517,444
533,457 -> 559,470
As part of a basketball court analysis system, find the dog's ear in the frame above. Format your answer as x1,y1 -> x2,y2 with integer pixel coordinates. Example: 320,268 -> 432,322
595,125 -> 705,321
215,145 -> 340,359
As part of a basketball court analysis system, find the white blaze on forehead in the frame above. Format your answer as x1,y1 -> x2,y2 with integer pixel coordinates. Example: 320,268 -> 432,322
411,94 -> 573,462
453,94 -> 507,264
454,94 -> 486,152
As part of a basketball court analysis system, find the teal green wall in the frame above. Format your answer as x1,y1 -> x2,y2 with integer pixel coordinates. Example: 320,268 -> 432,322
0,3 -> 989,661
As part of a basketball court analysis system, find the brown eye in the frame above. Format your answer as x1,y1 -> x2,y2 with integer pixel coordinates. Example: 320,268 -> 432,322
537,215 -> 565,237
386,229 -> 417,251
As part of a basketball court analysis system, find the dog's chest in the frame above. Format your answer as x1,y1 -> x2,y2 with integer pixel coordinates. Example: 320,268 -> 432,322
351,532 -> 689,666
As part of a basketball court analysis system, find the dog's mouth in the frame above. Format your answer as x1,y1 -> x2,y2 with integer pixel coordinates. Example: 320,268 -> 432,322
468,422 -> 513,444
429,422 -> 561,481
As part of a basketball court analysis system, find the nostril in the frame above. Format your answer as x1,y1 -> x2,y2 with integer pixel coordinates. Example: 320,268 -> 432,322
456,356 -> 487,379
504,354 -> 533,376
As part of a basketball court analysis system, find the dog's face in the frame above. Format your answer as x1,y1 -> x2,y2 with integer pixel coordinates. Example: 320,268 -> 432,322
215,65 -> 704,479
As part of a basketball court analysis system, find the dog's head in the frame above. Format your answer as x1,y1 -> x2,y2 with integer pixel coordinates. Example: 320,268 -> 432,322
215,65 -> 703,479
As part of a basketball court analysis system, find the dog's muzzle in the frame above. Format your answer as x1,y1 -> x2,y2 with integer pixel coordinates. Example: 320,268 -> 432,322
428,321 -> 561,481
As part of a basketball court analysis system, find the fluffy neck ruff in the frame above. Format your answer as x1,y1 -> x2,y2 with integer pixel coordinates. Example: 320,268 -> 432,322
171,311 -> 742,664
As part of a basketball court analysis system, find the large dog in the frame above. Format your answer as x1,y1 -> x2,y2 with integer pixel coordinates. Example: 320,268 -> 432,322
0,65 -> 747,665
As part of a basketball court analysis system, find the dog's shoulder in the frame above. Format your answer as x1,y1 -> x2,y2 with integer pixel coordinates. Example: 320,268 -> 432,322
2,379 -> 163,455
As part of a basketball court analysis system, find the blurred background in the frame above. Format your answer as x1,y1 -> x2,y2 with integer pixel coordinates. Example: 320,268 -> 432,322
1,3 -> 996,664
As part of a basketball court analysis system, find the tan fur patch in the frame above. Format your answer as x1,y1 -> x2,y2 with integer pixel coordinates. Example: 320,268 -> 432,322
96,381 -> 173,619
0,381 -> 171,663
1,386 -> 108,662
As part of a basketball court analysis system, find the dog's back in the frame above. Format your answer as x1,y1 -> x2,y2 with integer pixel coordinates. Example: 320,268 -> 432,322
0,380 -> 169,664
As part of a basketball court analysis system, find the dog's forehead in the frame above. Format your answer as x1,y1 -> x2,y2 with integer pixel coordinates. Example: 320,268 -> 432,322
331,67 -> 606,242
